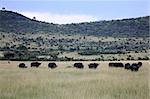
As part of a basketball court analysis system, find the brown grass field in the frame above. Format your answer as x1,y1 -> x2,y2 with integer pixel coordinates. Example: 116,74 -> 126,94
0,61 -> 149,99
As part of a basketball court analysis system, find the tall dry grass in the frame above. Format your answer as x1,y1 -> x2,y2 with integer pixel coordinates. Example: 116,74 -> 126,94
0,61 -> 149,99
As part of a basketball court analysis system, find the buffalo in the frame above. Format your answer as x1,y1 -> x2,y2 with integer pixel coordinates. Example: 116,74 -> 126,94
130,62 -> 142,72
74,63 -> 84,69
31,62 -> 41,68
88,63 -> 99,69
124,62 -> 143,71
124,63 -> 130,70
18,63 -> 27,68
130,63 -> 140,71
109,62 -> 124,67
48,63 -> 57,69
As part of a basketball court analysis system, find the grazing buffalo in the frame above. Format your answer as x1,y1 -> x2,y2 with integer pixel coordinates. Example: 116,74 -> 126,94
48,63 -> 57,69
31,62 -> 41,68
130,63 -> 140,71
109,62 -> 124,67
18,63 -> 27,68
124,62 -> 143,72
124,63 -> 130,70
74,63 -> 84,69
88,63 -> 99,69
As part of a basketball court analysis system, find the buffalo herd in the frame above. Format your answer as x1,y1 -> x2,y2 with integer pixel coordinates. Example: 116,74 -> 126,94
124,62 -> 142,71
18,62 -> 143,72
109,62 -> 143,71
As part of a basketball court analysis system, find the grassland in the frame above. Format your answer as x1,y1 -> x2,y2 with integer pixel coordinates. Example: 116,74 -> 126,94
0,61 -> 149,99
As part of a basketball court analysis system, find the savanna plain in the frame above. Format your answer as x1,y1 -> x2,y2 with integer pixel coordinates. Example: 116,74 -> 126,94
0,61 -> 149,99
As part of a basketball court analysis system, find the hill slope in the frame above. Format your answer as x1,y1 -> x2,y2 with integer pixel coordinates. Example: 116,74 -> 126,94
0,10 -> 60,34
0,10 -> 149,37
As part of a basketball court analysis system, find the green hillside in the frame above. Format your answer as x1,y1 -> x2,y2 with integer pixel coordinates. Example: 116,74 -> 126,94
0,10 -> 60,34
0,10 -> 149,37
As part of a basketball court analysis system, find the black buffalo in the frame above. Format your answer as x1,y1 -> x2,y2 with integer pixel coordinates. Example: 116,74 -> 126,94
124,63 -> 130,70
124,62 -> 143,72
109,62 -> 124,67
88,63 -> 99,69
48,63 -> 57,69
74,63 -> 84,69
130,63 -> 140,71
18,63 -> 27,68
31,62 -> 41,68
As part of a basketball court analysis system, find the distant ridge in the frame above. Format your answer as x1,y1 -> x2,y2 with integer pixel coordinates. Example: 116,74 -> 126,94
0,10 -> 149,37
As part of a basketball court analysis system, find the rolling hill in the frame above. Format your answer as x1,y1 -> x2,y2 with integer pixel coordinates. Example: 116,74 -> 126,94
0,10 -> 149,37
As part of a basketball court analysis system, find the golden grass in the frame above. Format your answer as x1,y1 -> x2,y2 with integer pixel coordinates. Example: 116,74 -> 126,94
0,61 -> 149,99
